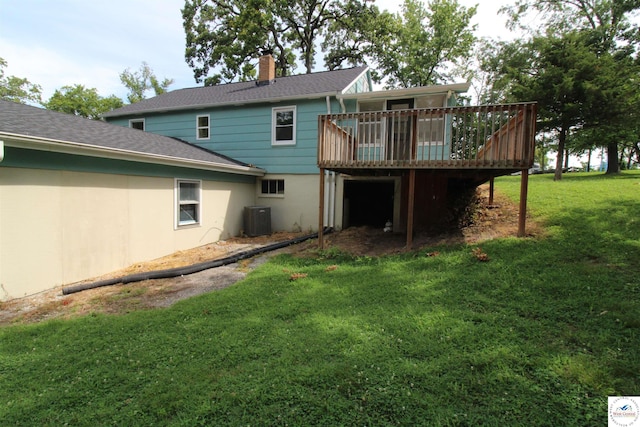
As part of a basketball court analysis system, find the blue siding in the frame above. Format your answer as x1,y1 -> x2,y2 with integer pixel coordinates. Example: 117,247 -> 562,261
343,72 -> 371,94
109,99 -> 336,174
105,72 -> 373,175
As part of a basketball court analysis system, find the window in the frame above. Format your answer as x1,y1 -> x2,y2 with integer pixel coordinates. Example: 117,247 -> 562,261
260,179 -> 285,196
196,115 -> 210,140
129,119 -> 145,131
272,106 -> 296,145
417,117 -> 445,145
358,101 -> 385,146
175,179 -> 201,227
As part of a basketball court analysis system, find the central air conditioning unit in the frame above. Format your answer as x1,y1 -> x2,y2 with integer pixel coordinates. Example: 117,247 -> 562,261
243,206 -> 272,237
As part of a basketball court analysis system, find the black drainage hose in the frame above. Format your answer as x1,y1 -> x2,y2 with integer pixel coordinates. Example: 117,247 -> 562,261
62,228 -> 332,296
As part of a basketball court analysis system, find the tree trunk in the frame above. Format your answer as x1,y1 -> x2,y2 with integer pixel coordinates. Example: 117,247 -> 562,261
564,150 -> 569,169
606,141 -> 620,174
554,127 -> 566,181
587,148 -> 592,172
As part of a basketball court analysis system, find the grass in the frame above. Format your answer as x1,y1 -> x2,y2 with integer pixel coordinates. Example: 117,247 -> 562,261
1,171 -> 639,426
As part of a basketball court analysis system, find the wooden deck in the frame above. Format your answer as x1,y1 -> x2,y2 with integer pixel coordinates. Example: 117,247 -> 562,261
318,102 -> 537,175
316,102 -> 538,249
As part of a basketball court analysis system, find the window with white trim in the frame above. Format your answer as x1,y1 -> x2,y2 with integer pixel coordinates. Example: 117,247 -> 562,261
129,119 -> 145,131
260,179 -> 285,196
357,101 -> 384,146
175,179 -> 201,227
272,106 -> 296,145
196,115 -> 210,140
417,116 -> 445,145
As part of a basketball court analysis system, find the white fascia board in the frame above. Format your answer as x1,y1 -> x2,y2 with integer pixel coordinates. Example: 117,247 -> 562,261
338,82 -> 472,102
0,132 -> 265,177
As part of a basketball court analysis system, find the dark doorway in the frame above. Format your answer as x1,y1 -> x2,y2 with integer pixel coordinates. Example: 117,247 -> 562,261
343,180 -> 394,229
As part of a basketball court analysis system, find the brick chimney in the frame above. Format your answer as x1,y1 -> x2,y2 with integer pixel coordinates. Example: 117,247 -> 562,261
258,54 -> 275,85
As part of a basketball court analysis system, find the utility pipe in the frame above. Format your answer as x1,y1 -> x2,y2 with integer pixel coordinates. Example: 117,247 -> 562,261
62,229 -> 332,295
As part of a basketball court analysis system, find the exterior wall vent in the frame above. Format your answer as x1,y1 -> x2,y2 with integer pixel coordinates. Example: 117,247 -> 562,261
244,206 -> 272,237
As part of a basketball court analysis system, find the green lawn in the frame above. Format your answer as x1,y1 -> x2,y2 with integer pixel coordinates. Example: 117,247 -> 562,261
1,171 -> 639,426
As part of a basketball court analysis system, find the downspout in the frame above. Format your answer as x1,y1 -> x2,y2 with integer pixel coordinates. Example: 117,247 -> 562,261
0,140 -> 4,162
338,95 -> 347,114
446,90 -> 454,106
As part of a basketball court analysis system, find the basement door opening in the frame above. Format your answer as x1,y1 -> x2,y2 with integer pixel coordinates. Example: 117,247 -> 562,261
343,180 -> 395,230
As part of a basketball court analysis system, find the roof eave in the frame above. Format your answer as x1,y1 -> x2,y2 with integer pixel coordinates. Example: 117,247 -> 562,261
102,90 -> 352,119
0,132 -> 265,177
338,82 -> 472,101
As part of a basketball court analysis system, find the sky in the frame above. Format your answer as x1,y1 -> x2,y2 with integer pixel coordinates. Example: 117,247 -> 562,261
0,0 -> 517,102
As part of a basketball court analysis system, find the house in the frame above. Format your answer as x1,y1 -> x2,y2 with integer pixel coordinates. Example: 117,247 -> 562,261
103,55 -> 493,237
0,100 -> 263,300
1,57 -> 535,300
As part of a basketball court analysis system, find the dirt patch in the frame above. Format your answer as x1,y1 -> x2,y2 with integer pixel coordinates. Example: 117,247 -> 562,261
0,186 -> 540,326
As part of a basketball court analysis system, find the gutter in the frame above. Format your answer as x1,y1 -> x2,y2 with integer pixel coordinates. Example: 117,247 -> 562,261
102,90 -> 350,119
338,82 -> 472,102
0,133 -> 265,177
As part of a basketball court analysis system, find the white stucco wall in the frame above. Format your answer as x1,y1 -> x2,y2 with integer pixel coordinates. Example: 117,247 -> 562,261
254,174 -> 322,233
0,167 -> 255,300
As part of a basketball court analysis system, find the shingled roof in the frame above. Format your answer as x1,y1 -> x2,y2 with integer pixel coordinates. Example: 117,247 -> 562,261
0,100 -> 262,174
102,66 -> 369,118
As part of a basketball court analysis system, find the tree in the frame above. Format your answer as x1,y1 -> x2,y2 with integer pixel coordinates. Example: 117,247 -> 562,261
44,85 -> 123,119
500,0 -> 640,175
120,62 -> 174,104
0,57 -> 42,105
322,1 -> 394,79
483,30 -> 638,180
182,0 -> 377,85
373,0 -> 477,88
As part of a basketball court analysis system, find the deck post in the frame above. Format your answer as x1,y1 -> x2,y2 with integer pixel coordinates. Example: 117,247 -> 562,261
319,168 -> 326,249
406,169 -> 416,248
489,177 -> 495,205
518,169 -> 528,237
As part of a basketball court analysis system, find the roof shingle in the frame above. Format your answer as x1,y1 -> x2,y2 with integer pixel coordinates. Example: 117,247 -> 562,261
0,100 -> 252,169
102,66 -> 369,118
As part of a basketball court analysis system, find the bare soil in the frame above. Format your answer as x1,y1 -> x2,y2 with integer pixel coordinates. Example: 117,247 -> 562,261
0,186 -> 540,326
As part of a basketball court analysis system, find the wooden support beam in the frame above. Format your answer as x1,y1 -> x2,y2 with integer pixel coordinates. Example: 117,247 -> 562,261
489,177 -> 495,205
319,168 -> 326,249
406,169 -> 416,249
518,169 -> 529,237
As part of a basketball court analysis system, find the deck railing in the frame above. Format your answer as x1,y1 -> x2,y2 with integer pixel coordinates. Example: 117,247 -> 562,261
318,102 -> 537,170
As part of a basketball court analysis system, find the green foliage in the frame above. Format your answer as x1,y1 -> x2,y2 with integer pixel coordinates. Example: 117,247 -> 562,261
2,172 -> 639,425
183,0 -> 374,84
374,0 -> 477,88
322,0 -> 393,76
182,0 -> 477,87
491,0 -> 640,176
0,57 -> 42,105
43,84 -> 123,119
501,0 -> 639,47
120,62 -> 174,104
